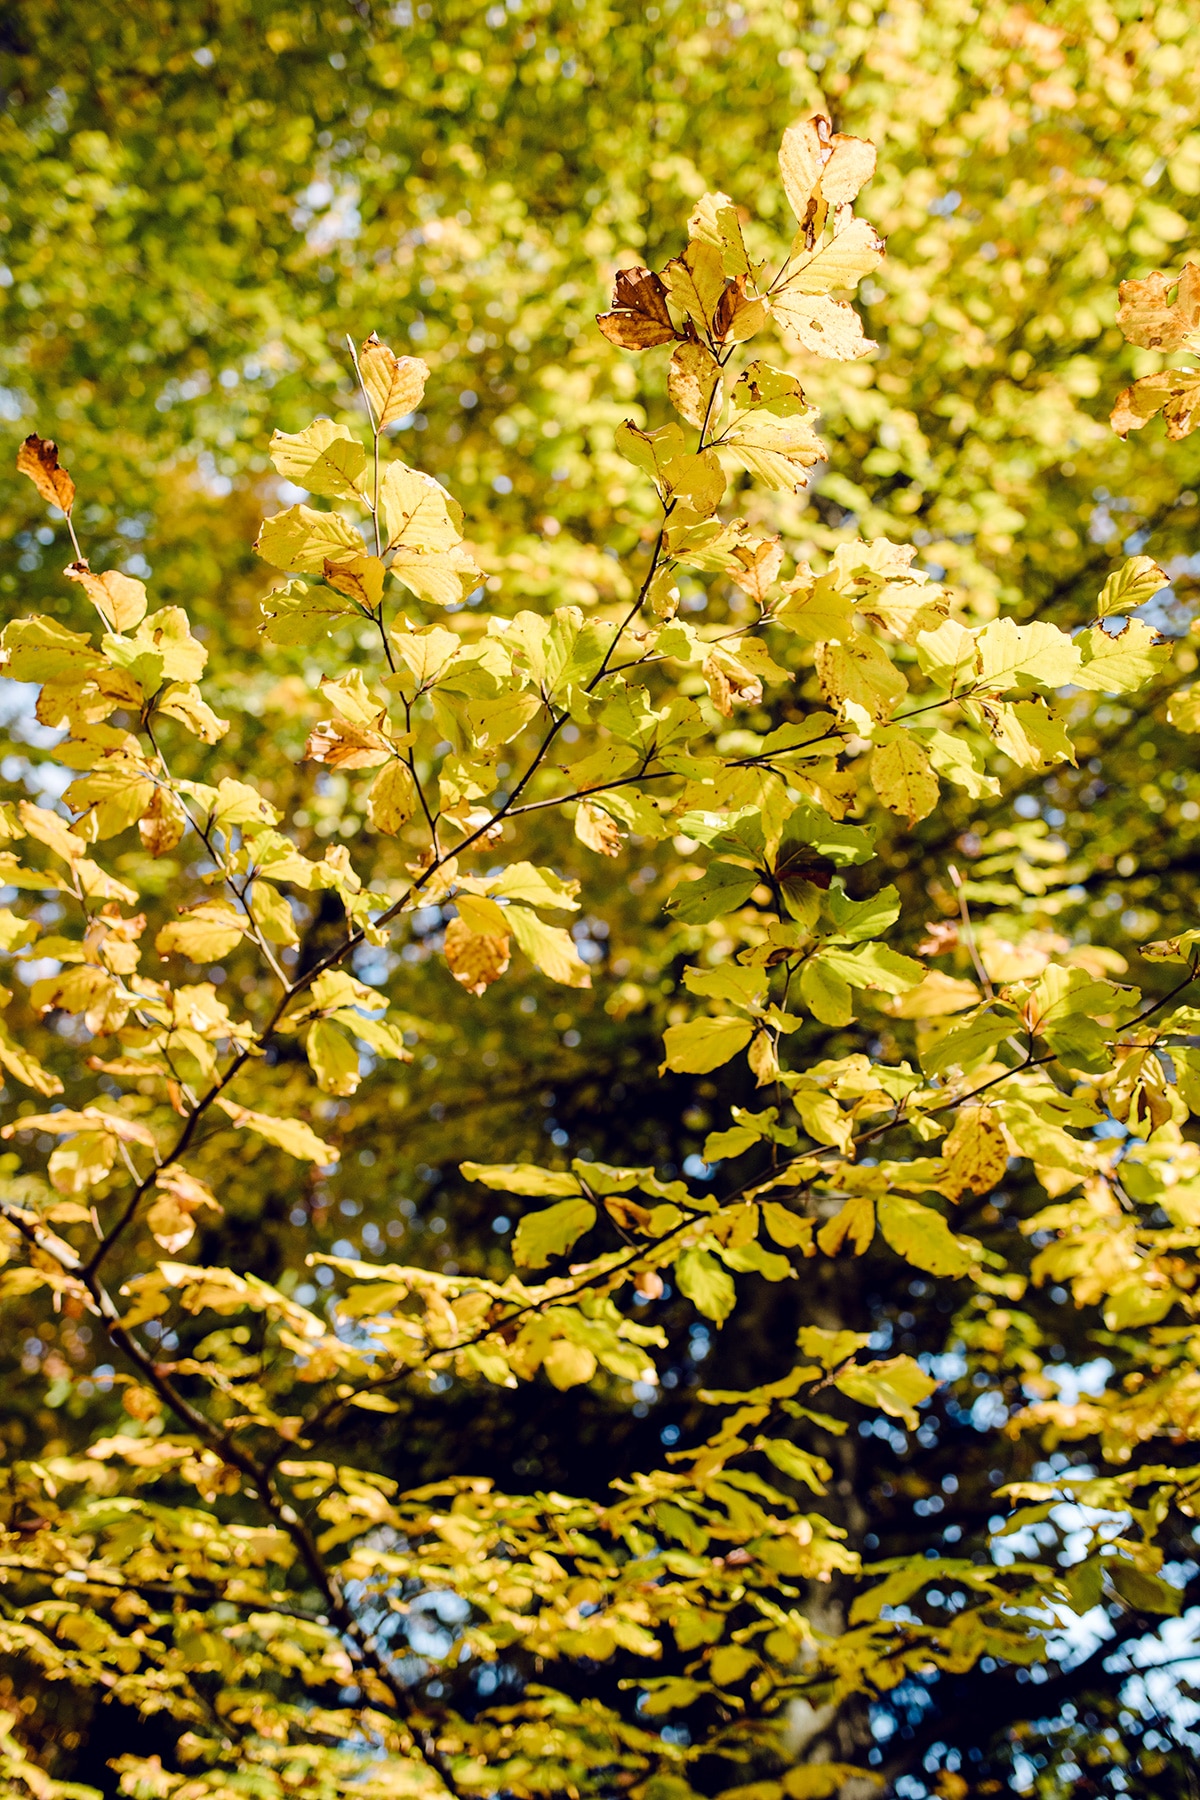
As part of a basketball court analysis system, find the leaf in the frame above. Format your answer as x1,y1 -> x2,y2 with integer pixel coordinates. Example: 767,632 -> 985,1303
491,862 -> 580,911
782,1766 -> 882,1798
676,1246 -> 736,1323
1107,1560 -> 1184,1616
783,216 -> 885,296
367,760 -> 418,833
833,1355 -> 937,1429
597,266 -> 679,350
877,1196 -> 975,1278
260,579 -> 357,645
323,552 -> 385,610
1168,685 -> 1200,733
778,115 -> 826,228
1115,262 -> 1200,350
444,916 -> 510,995
0,1020 -> 63,1096
64,563 -> 147,632
975,617 -> 1081,690
760,1202 -> 814,1250
662,1016 -> 755,1074
816,634 -> 907,721
667,342 -> 722,429
268,419 -> 367,499
771,289 -> 876,360
941,1105 -> 1010,1201
379,462 -> 464,551
460,1162 -> 583,1197
215,1097 -> 339,1163
818,942 -> 924,996
661,239 -> 726,334
670,860 -> 760,924
156,683 -> 229,743
1095,555 -> 1168,618
359,333 -> 430,426
871,733 -> 939,823
1,615 -> 105,683
576,800 -> 621,856
816,1195 -> 875,1256
512,1196 -> 596,1268
543,1339 -> 597,1389
307,1019 -> 362,1096
17,433 -> 75,511
156,901 -> 246,961
1110,367 -> 1200,440
889,971 -> 980,1019
255,503 -> 364,573
389,544 -> 482,606
507,907 -> 592,986
724,413 -> 825,491
1073,620 -> 1170,693
800,955 -> 854,1027
303,718 -> 392,770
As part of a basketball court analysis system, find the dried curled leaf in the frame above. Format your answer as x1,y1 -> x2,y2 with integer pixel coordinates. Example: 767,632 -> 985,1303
597,266 -> 679,350
17,434 -> 76,512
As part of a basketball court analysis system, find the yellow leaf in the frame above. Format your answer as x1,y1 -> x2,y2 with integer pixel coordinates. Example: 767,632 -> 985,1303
507,907 -> 591,988
816,1194 -> 875,1256
389,544 -> 482,606
255,503 -> 364,573
833,1355 -> 936,1429
888,971 -> 979,1019
303,718 -> 392,770
542,1339 -> 597,1389
156,901 -> 246,961
323,553 -> 385,610
17,433 -> 75,512
268,418 -> 367,499
455,893 -> 508,935
941,1106 -> 1009,1201
139,787 -> 188,857
1073,620 -> 1170,693
0,1021 -> 62,1096
816,634 -> 907,721
771,290 -> 876,360
576,799 -> 622,856
724,414 -> 825,491
778,116 -> 825,228
975,617 -> 1081,691
870,733 -> 939,824
359,333 -> 429,426
65,563 -> 148,632
367,760 -> 418,833
667,342 -> 722,429
1115,261 -> 1200,350
250,880 -> 299,947
307,1018 -> 362,1096
661,1015 -> 754,1074
215,1097 -> 339,1163
661,239 -> 726,334
782,216 -> 885,296
444,916 -> 510,995
156,683 -> 229,743
379,462 -> 464,551
512,1196 -> 596,1267
877,1195 -> 975,1278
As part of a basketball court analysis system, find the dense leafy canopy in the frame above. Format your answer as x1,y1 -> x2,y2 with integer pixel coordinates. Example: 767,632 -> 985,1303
5,5 -> 1200,1799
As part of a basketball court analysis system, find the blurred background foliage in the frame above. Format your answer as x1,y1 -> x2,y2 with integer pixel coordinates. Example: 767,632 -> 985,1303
5,0 -> 1200,1793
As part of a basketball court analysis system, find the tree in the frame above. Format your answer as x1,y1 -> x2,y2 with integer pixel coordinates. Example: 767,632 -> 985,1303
5,6 -> 1200,1798
5,95 -> 1200,1800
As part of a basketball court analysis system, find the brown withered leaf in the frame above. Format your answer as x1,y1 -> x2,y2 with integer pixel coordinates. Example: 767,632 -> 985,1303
303,718 -> 392,769
17,435 -> 76,513
575,799 -> 621,857
596,266 -> 679,350
712,279 -> 769,344
359,332 -> 429,427
1115,263 -> 1200,351
444,916 -> 510,996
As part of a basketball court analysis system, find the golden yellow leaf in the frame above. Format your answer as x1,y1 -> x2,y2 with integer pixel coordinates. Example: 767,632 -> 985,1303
661,239 -> 726,335
1115,263 -> 1200,351
215,1097 -> 339,1164
17,433 -> 75,512
268,419 -> 367,499
303,718 -> 392,770
667,342 -> 722,429
816,1194 -> 875,1256
379,463 -> 464,551
444,916 -> 510,995
778,117 -> 826,230
508,906 -> 591,987
941,1105 -> 1009,1201
64,563 -> 147,632
323,553 -> 385,610
255,503 -> 364,573
367,760 -> 418,833
871,734 -> 939,824
770,289 -> 876,360
575,800 -> 621,856
156,901 -> 246,961
139,787 -> 188,857
359,333 -> 430,426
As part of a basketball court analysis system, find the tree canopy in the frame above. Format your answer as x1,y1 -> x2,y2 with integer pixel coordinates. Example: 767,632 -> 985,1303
4,5 -> 1200,1798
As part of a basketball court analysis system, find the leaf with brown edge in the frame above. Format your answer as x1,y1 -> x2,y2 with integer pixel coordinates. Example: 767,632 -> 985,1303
596,266 -> 679,350
871,733 -> 939,824
359,333 -> 429,426
444,915 -> 510,995
64,564 -> 147,632
139,787 -> 187,857
1115,263 -> 1200,351
662,240 -> 726,337
729,537 -> 785,605
771,290 -> 876,361
366,759 -> 418,833
303,718 -> 392,770
17,434 -> 75,512
713,279 -> 769,344
778,116 -> 828,238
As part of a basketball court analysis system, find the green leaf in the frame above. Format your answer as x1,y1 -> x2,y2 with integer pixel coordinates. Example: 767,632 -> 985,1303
824,884 -> 900,942
306,1019 -> 362,1097
512,1196 -> 597,1268
1073,620 -> 1170,693
669,859 -> 760,924
818,943 -> 924,996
